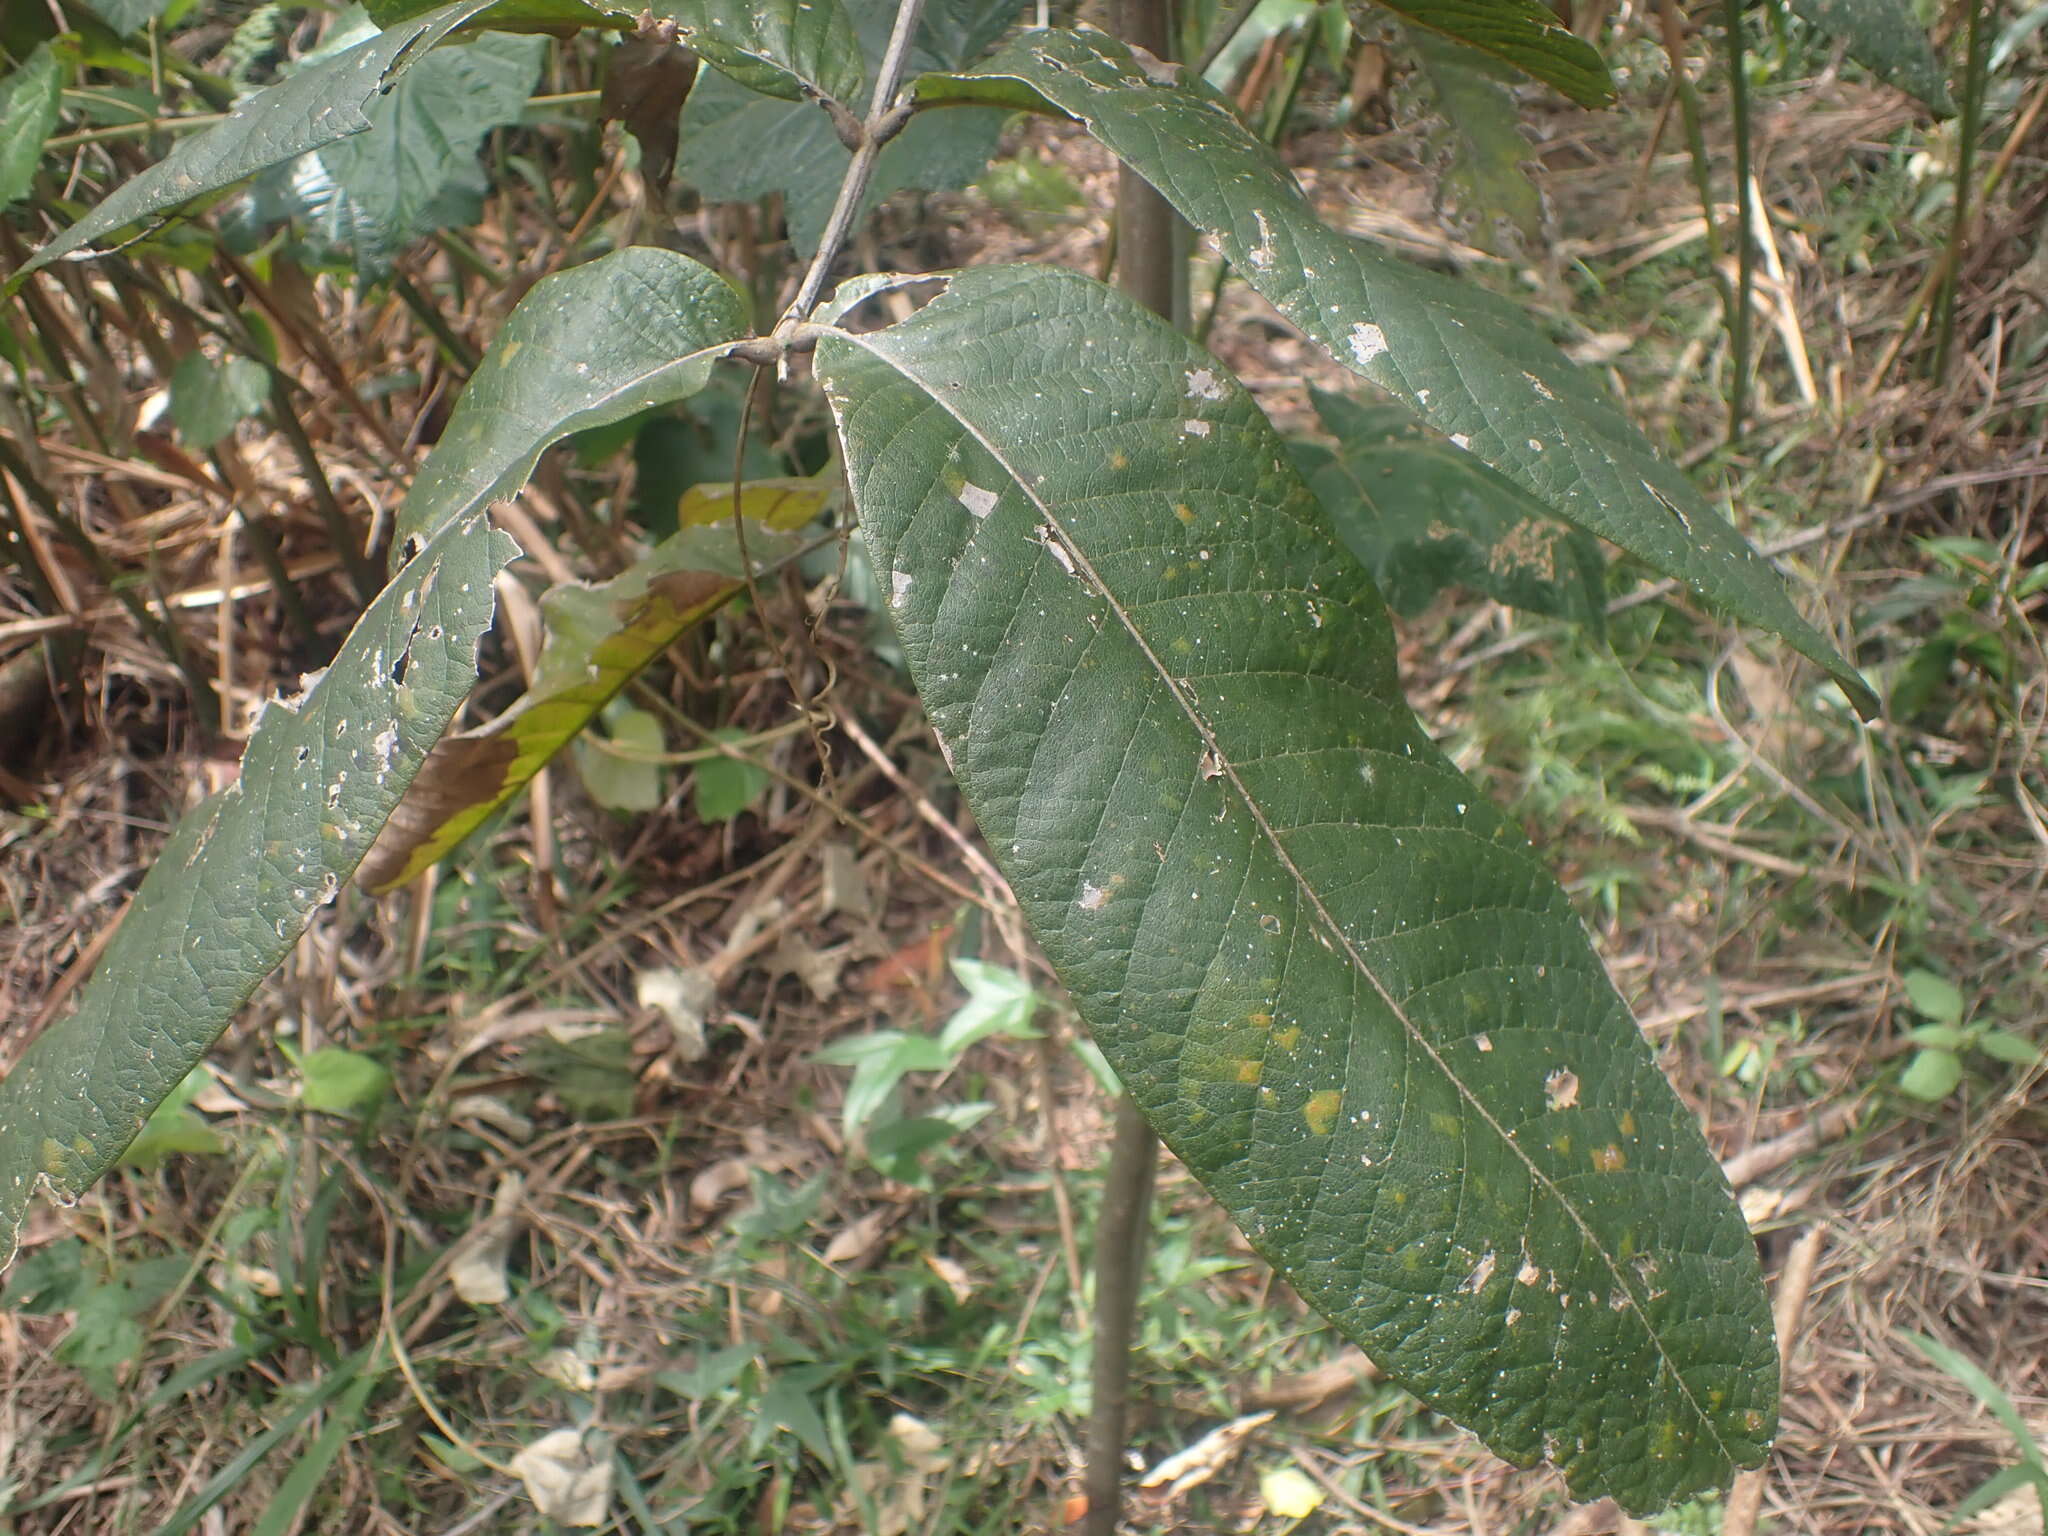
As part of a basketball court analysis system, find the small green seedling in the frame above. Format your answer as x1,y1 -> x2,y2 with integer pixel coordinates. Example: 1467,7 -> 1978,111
813,959 -> 1044,1182
1896,969 -> 2039,1102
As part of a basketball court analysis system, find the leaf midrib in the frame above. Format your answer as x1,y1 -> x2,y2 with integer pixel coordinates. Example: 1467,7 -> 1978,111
835,316 -> 1729,1458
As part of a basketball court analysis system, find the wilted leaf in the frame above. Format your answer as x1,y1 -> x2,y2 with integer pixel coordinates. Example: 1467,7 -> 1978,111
927,29 -> 1876,717
817,263 -> 1777,1513
15,1 -> 498,282
447,1173 -> 524,1305
1140,1411 -> 1273,1498
510,1427 -> 612,1526
601,17 -> 699,192
364,484 -> 817,889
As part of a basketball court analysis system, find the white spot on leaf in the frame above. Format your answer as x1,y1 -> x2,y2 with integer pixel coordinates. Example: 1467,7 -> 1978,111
1460,1250 -> 1497,1294
1348,323 -> 1388,368
1544,1068 -> 1580,1110
958,483 -> 998,519
1184,368 -> 1228,401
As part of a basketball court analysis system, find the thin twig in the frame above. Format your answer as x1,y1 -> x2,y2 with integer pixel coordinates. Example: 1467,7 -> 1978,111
777,0 -> 932,331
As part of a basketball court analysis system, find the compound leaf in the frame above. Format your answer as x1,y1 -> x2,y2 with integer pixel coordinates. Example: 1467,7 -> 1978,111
816,263 -> 1776,1515
0,508 -> 516,1273
14,1 -> 497,282
923,28 -> 1876,717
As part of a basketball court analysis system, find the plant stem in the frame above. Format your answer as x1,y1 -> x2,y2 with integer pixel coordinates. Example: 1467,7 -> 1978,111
777,0 -> 931,330
1083,2 -> 1182,1531
1930,0 -> 1990,384
1083,1093 -> 1159,1536
1720,0 -> 1752,441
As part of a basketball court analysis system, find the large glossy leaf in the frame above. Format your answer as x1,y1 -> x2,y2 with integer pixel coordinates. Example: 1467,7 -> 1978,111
919,28 -> 1877,717
1363,0 -> 1613,106
650,0 -> 865,103
0,44 -> 63,210
1789,0 -> 1953,116
12,1 -> 496,283
359,480 -> 826,891
391,245 -> 750,553
1294,387 -> 1605,626
815,263 -> 1775,1514
0,508 -> 517,1274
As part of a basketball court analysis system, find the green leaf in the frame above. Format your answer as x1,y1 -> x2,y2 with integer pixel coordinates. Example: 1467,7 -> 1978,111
287,31 -> 546,274
297,1046 -> 391,1117
81,0 -> 176,37
168,351 -> 271,448
680,68 -> 1002,258
1788,0 -> 1953,116
1903,967 -> 1965,1024
366,0 -> 622,27
693,727 -> 770,822
677,0 -> 1002,256
649,0 -> 865,103
361,480 -> 821,892
248,1365 -> 381,1536
816,263 -> 1775,1515
577,703 -> 668,810
14,2 -> 498,284
1898,1047 -> 1963,1101
1298,387 -> 1605,627
927,29 -> 1878,718
1404,28 -> 1543,248
0,506 -> 517,1274
118,1066 -> 226,1170
1360,0 -> 1613,106
937,959 -> 1043,1054
391,245 -> 750,554
0,45 -> 63,210
1974,1030 -> 2040,1067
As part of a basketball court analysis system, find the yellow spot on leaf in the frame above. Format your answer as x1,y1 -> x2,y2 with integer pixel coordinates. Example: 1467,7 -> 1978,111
1593,1144 -> 1627,1172
1272,1026 -> 1301,1052
1175,503 -> 1196,524
1109,451 -> 1129,470
1236,1060 -> 1262,1084
1303,1090 -> 1341,1135
1619,1110 -> 1637,1137
1248,1012 -> 1273,1029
